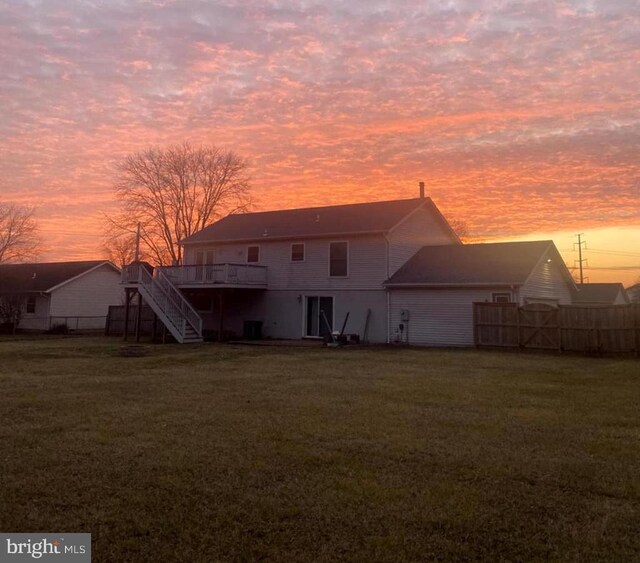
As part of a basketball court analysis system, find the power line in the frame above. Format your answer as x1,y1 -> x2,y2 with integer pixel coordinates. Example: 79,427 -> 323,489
586,248 -> 640,258
583,266 -> 640,271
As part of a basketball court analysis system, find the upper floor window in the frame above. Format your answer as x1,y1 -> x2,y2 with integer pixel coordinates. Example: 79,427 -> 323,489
492,292 -> 511,303
195,249 -> 215,265
329,241 -> 348,277
291,243 -> 305,262
247,245 -> 260,263
26,295 -> 36,314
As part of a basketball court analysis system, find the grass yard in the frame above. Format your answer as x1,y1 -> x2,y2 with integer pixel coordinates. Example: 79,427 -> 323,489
1,337 -> 639,562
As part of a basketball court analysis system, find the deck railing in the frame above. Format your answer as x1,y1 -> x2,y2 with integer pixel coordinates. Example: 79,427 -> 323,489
159,264 -> 267,286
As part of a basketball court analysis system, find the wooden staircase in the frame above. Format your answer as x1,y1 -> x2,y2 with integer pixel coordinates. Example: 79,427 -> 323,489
126,264 -> 203,344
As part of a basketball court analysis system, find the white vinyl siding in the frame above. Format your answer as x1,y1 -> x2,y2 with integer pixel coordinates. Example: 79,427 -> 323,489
389,288 -> 503,347
203,289 -> 388,343
210,235 -> 388,291
49,264 -> 124,329
520,254 -> 573,305
18,294 -> 50,331
387,205 -> 459,276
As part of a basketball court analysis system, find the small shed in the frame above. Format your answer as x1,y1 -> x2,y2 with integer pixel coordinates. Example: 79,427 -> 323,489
0,260 -> 123,331
384,241 -> 576,346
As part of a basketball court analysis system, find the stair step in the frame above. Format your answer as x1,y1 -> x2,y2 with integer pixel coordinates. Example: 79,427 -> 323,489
136,276 -> 203,345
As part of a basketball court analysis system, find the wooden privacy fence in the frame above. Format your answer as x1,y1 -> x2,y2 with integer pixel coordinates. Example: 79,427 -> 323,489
474,302 -> 640,356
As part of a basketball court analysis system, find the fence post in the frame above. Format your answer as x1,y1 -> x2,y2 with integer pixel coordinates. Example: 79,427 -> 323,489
631,303 -> 640,358
557,306 -> 562,353
472,303 -> 478,346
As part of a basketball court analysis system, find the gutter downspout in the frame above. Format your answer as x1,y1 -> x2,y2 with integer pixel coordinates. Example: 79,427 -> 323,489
384,233 -> 390,344
386,290 -> 390,344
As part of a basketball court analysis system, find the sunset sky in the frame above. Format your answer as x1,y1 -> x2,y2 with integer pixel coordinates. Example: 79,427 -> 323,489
1,0 -> 638,284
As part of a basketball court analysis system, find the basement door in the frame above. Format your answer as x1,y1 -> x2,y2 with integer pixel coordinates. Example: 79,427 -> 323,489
305,296 -> 333,338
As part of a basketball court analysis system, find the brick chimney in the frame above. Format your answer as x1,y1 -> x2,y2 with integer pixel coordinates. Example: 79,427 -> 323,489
419,181 -> 425,199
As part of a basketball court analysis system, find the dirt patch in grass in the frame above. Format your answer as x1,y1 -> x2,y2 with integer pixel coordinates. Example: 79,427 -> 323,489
1,338 -> 638,561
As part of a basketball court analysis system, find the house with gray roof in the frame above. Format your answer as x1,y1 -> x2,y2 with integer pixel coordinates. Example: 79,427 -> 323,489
574,283 -> 629,305
385,241 -> 576,346
122,192 -> 578,346
0,260 -> 122,331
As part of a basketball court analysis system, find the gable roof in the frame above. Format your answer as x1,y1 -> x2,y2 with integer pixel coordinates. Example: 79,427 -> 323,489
182,197 -> 441,244
385,241 -> 568,286
0,261 -> 118,294
574,283 -> 629,304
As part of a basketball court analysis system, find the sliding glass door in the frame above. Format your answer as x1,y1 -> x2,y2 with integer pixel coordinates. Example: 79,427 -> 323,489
305,296 -> 333,337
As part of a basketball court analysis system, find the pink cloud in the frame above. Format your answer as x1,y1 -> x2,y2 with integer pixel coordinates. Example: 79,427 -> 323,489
0,0 -> 637,281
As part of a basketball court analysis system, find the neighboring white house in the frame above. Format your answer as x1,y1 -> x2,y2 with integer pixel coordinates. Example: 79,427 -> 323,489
0,260 -> 122,331
122,194 -> 579,346
574,283 -> 630,305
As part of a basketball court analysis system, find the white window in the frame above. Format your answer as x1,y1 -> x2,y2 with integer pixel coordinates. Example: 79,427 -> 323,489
492,292 -> 512,303
26,296 -> 36,314
291,243 -> 305,262
247,245 -> 260,263
329,241 -> 348,277
195,249 -> 215,264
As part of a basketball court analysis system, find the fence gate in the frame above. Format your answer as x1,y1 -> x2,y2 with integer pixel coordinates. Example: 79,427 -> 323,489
474,302 -> 640,355
518,304 -> 559,350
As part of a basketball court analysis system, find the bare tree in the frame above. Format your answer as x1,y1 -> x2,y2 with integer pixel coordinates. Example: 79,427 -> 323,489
106,143 -> 250,265
449,218 -> 471,243
0,203 -> 41,263
101,230 -> 145,268
0,294 -> 25,334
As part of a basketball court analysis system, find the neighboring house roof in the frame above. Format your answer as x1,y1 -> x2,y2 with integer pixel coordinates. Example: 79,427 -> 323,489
574,283 -> 629,304
182,197 -> 458,244
0,260 -> 118,294
627,283 -> 640,303
384,241 -> 571,287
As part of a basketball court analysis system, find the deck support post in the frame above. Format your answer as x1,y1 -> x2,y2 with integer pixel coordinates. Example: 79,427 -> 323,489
218,289 -> 225,342
135,291 -> 143,343
123,288 -> 131,341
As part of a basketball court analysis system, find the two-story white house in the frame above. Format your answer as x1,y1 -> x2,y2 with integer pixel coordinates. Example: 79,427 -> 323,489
122,194 -> 577,346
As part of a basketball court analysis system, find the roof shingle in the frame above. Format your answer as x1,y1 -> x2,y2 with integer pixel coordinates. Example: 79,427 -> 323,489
0,261 -> 114,294
574,283 -> 628,304
182,198 -> 430,243
385,241 -> 557,286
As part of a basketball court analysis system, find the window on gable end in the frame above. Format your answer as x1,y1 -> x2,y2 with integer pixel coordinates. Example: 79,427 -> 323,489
26,296 -> 36,314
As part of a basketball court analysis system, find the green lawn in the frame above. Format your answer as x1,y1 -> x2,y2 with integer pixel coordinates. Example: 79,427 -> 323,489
1,337 -> 638,562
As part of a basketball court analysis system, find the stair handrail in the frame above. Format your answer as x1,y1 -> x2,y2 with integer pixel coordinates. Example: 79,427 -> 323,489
137,266 -> 186,336
154,268 -> 203,335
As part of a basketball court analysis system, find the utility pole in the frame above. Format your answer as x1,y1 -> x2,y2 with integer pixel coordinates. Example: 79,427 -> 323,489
134,222 -> 141,262
574,233 -> 587,284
